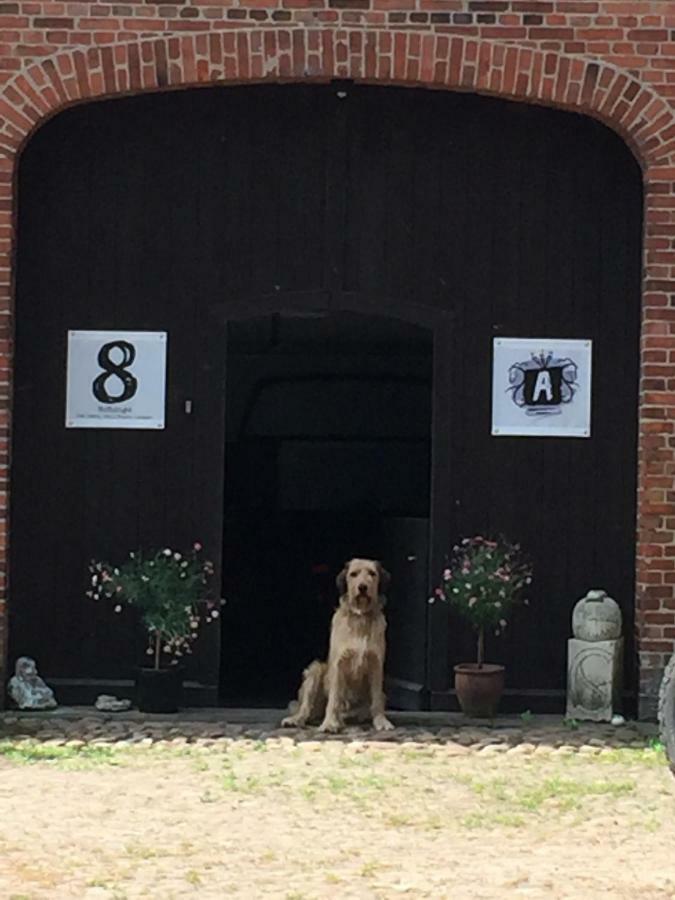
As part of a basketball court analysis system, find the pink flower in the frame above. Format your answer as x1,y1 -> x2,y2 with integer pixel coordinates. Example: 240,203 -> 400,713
443,568 -> 452,581
194,542 -> 202,552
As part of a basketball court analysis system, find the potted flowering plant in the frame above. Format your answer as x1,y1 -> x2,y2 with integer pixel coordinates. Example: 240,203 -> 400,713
87,542 -> 222,713
433,535 -> 532,717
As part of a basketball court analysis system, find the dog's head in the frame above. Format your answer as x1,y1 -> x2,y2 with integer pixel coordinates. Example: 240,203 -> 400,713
336,558 -> 390,615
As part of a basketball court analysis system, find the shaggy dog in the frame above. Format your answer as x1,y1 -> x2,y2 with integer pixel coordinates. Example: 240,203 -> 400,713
281,558 -> 394,733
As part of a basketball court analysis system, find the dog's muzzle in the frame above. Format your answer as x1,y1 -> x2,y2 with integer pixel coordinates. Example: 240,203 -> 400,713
355,585 -> 372,611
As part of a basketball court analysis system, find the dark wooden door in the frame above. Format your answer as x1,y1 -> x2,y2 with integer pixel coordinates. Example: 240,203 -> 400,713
11,83 -> 641,708
11,93 -> 230,700
381,518 -> 430,710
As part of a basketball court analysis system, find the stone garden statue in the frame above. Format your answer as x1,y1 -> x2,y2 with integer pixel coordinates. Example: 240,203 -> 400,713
95,694 -> 131,712
7,656 -> 57,710
567,590 -> 623,722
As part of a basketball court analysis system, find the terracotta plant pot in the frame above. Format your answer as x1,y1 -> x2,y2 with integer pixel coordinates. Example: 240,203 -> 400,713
135,666 -> 183,714
454,663 -> 505,718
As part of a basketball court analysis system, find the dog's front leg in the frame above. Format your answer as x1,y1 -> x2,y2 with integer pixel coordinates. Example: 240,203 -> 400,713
368,654 -> 394,732
318,659 -> 345,733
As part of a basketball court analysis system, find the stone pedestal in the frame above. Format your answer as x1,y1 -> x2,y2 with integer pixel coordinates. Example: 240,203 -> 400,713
566,637 -> 623,722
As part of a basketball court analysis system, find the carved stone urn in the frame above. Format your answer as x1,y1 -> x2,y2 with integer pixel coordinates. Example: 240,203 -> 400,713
572,589 -> 622,642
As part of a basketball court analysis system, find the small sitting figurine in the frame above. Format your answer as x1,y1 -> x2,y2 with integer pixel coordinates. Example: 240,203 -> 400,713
95,694 -> 131,712
7,656 -> 57,710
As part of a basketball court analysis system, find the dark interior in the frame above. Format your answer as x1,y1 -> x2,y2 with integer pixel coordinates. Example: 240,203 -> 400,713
220,312 -> 432,705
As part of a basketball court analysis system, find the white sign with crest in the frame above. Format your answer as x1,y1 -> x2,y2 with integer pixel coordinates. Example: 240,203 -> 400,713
66,330 -> 167,429
492,337 -> 592,437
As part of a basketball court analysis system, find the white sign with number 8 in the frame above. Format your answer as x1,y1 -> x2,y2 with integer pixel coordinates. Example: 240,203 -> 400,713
65,330 -> 167,429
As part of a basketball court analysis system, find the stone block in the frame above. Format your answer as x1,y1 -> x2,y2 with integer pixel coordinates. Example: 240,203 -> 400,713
566,637 -> 623,723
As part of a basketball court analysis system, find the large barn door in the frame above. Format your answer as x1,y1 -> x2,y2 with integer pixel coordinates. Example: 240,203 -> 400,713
11,83 -> 641,710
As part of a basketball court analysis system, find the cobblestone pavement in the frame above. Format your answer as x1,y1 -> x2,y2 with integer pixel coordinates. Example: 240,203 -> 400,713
0,707 -> 659,754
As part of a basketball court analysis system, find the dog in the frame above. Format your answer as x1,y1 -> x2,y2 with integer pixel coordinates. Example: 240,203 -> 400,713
281,558 -> 394,733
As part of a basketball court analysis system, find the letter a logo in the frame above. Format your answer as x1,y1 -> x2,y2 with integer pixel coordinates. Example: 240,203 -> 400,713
532,370 -> 553,403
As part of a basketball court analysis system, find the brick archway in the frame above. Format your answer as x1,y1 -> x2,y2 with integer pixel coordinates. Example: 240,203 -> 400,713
1,32 -> 673,161
1,29 -> 673,715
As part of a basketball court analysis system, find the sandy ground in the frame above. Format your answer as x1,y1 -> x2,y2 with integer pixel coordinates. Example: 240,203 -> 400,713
0,726 -> 674,900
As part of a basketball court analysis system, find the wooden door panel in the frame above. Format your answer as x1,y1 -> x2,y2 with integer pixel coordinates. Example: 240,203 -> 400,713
381,518 -> 430,710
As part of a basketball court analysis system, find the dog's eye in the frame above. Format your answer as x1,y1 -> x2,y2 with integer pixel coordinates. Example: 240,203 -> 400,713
367,569 -> 376,577
349,571 -> 358,578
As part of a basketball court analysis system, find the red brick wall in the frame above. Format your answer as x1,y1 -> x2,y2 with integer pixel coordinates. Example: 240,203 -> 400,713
0,0 -> 674,716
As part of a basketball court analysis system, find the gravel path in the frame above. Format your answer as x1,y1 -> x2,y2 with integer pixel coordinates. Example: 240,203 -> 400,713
0,711 -> 672,900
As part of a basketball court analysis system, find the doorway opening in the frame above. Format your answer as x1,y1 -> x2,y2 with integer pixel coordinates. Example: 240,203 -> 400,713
220,310 -> 432,706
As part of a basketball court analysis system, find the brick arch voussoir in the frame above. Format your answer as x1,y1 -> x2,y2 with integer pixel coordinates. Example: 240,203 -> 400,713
0,31 -> 670,172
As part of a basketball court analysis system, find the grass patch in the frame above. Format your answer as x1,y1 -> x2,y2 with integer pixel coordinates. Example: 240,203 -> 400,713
0,739 -> 120,767
221,769 -> 264,794
515,776 -> 636,812
359,860 -> 382,878
451,766 -> 639,827
578,744 -> 665,768
124,843 -> 159,860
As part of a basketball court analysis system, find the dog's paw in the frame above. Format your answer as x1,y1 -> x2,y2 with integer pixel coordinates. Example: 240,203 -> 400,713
281,715 -> 305,728
373,715 -> 394,732
318,718 -> 342,734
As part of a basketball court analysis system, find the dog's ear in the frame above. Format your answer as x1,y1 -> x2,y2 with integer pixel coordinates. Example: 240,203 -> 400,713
377,562 -> 391,591
336,564 -> 348,595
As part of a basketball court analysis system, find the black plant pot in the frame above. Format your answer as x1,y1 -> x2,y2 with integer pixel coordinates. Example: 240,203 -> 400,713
135,666 -> 184,714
